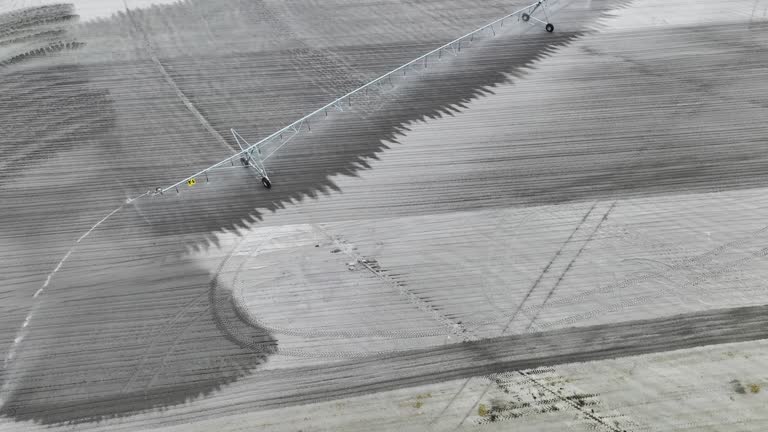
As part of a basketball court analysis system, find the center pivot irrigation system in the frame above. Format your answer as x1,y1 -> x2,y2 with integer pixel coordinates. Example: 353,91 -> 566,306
155,0 -> 559,195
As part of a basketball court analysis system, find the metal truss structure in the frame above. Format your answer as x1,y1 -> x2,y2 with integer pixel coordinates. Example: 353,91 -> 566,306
155,0 -> 559,195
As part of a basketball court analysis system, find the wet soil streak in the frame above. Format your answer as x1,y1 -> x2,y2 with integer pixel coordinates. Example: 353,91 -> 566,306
223,304 -> 768,413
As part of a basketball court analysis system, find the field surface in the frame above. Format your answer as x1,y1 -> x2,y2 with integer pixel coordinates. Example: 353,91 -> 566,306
1,0 -> 768,430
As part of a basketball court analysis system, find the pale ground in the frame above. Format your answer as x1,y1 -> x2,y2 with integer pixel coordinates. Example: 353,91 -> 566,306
2,0 -> 768,430
191,187 -> 768,369
86,338 -> 766,432
182,0 -> 768,429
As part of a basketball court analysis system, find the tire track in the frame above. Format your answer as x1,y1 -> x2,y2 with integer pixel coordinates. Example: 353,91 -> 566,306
430,201 -> 599,427
120,290 -> 209,393
218,215 -> 768,355
581,44 -> 768,112
314,224 -> 472,341
513,370 -> 626,432
525,201 -> 616,330
523,220 -> 768,316
230,253 -> 454,340
475,369 -> 634,429
217,227 -> 474,356
533,245 -> 768,333
452,201 -> 616,430
149,303 -> 768,423
122,0 -> 235,154
250,0 -> 381,113
210,231 -> 398,359
500,201 -> 598,333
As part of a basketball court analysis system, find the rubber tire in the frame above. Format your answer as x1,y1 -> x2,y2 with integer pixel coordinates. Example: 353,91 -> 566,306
261,177 -> 272,189
240,157 -> 249,166
545,23 -> 554,32
521,13 -> 530,22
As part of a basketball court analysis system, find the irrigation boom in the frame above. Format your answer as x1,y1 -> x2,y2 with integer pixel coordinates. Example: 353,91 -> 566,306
156,0 -> 558,194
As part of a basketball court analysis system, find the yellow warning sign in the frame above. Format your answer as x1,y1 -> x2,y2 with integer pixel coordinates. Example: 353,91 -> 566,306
187,178 -> 196,186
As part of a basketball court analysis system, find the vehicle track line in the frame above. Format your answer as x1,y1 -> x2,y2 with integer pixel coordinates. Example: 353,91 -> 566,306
435,202 -> 598,428
525,201 -> 616,329
501,201 -> 597,333
313,224 -> 473,341
122,0 -> 234,155
454,202 -> 619,430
